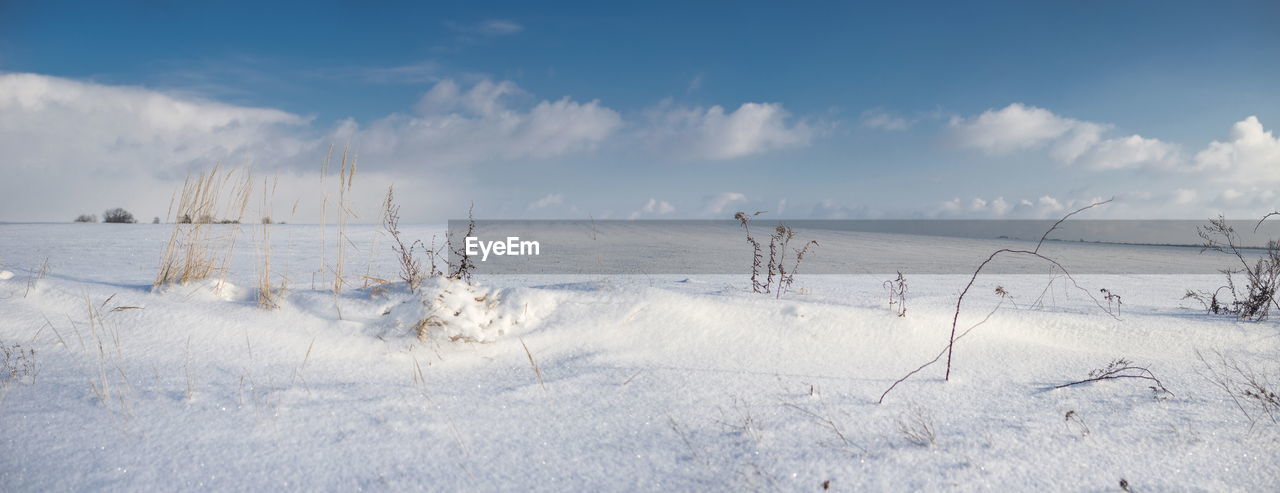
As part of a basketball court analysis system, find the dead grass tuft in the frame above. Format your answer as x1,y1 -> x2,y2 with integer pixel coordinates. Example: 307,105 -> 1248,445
154,165 -> 253,288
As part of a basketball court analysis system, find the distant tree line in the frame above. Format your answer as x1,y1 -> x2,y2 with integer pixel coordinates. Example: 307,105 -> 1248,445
75,209 -> 278,224
73,208 -> 138,223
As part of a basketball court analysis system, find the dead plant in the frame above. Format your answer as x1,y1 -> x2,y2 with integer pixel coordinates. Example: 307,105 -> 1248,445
884,271 -> 908,317
1194,215 -> 1280,320
1,340 -> 36,387
1197,349 -> 1279,428
896,405 -> 937,447
447,203 -> 477,283
878,199 -> 1116,403
735,211 -> 818,297
383,185 -> 441,291
1053,358 -> 1172,399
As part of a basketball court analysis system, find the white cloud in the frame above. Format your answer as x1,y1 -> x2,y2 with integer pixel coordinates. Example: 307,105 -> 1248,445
627,198 -> 675,219
701,192 -> 747,216
1036,195 -> 1064,213
950,103 -> 1181,169
349,79 -> 623,168
950,103 -> 1077,154
0,74 -> 630,221
446,19 -> 523,37
643,101 -> 814,160
810,199 -> 872,219
860,108 -> 911,131
1194,116 -> 1280,181
686,73 -> 704,94
1215,187 -> 1276,207
527,193 -> 564,210
1075,134 -> 1180,169
347,61 -> 442,84
932,195 -> 1107,218
0,72 -> 314,175
0,73 -> 324,220
1174,188 -> 1198,205
477,19 -> 523,36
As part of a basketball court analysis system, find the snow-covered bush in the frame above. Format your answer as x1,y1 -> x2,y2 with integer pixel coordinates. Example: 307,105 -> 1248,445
385,277 -> 539,343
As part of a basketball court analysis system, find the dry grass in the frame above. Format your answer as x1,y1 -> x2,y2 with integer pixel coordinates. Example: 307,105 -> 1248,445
24,257 -> 48,298
255,175 -> 279,309
520,338 -> 547,391
318,145 -> 332,290
154,166 -> 253,288
332,147 -> 358,295
82,294 -> 136,420
896,405 -> 937,447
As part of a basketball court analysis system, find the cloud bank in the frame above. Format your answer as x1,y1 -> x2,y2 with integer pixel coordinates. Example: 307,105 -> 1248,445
949,103 -> 1180,170
0,73 -> 820,220
347,79 -> 623,169
643,102 -> 814,160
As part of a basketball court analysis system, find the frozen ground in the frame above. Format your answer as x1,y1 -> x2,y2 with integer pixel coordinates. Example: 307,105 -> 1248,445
1,223 -> 1278,491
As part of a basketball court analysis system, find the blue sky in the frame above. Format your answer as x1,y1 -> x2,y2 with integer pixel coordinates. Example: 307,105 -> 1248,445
1,1 -> 1278,221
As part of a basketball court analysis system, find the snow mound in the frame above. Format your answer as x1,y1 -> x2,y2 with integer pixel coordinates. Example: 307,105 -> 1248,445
0,270 -> 13,280
384,277 -> 550,343
153,278 -> 246,302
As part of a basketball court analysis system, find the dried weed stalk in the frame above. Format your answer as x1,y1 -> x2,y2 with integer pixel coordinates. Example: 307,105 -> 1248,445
1192,215 -> 1280,320
383,186 -> 442,291
1053,358 -> 1172,399
735,211 -> 818,297
879,199 -> 1116,403
447,204 -> 477,283
884,271 -> 908,317
1197,349 -> 1279,428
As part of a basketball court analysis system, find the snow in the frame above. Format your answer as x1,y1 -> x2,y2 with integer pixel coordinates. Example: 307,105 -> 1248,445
1,223 -> 1277,491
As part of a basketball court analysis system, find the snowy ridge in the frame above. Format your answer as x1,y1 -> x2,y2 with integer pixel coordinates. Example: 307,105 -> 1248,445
0,225 -> 1278,490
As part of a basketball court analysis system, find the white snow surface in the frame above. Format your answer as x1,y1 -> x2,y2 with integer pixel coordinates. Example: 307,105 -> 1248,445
0,223 -> 1277,491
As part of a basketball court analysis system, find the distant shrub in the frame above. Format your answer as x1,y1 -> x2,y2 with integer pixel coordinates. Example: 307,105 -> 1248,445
102,208 -> 136,224
74,214 -> 97,223
152,217 -> 160,224
190,214 -> 239,224
178,214 -> 193,224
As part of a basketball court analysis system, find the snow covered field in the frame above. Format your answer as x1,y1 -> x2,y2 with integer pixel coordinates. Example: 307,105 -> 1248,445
1,223 -> 1278,491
